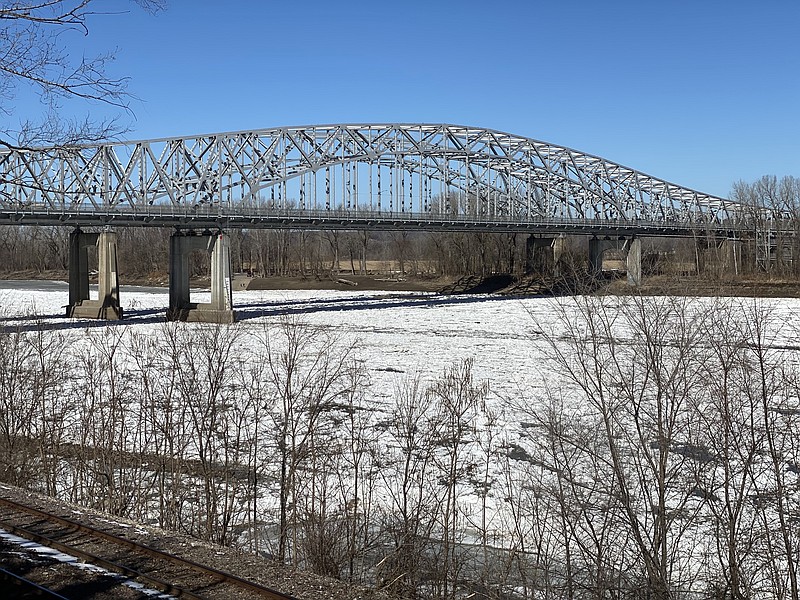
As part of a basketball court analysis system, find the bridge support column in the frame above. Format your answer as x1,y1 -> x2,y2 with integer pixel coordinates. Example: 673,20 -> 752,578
694,239 -> 709,274
589,236 -> 641,286
67,229 -> 123,320
167,231 -> 235,323
525,236 -> 552,275
625,237 -> 642,286
589,236 -> 616,277
553,234 -> 567,277
525,234 -> 567,277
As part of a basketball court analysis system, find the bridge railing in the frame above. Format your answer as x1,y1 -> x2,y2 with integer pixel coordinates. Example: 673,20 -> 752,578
0,201 -> 753,235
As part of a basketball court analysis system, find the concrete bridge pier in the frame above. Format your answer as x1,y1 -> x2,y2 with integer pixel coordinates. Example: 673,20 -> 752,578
589,235 -> 642,286
588,236 -> 616,276
67,229 -> 123,319
624,237 -> 642,286
167,231 -> 235,323
525,234 -> 567,277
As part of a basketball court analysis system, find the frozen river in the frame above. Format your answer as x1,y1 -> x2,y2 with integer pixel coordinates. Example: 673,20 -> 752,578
0,281 -> 558,402
2,281 -> 800,403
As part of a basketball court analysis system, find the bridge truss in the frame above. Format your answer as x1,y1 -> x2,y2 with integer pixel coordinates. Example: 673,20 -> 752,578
0,123 -> 744,236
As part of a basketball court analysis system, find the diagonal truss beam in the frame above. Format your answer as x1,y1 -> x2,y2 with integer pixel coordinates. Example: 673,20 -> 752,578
0,123 -> 752,235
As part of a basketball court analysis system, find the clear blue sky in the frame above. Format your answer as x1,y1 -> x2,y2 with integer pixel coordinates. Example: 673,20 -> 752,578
15,0 -> 800,198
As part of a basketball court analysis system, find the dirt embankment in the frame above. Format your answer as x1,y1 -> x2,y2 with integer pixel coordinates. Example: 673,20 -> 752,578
0,269 -> 71,282
601,275 -> 800,298
243,274 -> 452,292
5,269 -> 800,298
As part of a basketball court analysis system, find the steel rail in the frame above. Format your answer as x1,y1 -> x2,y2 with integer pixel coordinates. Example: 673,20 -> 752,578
0,517 -> 204,599
0,566 -> 71,599
0,495 -> 296,600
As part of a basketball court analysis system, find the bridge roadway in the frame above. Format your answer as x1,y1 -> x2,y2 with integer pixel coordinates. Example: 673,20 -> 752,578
0,204 -> 746,238
0,123 -> 758,322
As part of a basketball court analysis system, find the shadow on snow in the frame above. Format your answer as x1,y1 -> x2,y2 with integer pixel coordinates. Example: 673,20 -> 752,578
0,292 -> 540,334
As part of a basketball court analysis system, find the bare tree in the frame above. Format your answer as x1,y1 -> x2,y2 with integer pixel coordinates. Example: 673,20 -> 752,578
533,295 -> 715,597
167,322 -> 242,544
0,327 -> 40,485
744,303 -> 800,599
29,325 -> 71,497
685,299 -> 766,598
377,375 -> 442,596
428,358 -> 488,599
0,0 -> 164,149
329,362 -> 377,583
731,175 -> 800,276
253,315 -> 362,565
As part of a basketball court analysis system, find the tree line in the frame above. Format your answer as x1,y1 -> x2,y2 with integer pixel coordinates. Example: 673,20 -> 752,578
0,226 -> 529,280
0,174 -> 797,282
732,175 -> 800,276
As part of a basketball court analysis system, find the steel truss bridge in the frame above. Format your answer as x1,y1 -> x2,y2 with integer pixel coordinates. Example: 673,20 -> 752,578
0,123 -> 748,237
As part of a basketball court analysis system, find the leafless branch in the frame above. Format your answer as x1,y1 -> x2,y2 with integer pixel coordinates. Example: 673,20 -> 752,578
0,0 -> 162,149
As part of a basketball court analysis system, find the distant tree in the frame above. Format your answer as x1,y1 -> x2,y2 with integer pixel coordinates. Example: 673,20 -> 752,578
731,175 -> 800,276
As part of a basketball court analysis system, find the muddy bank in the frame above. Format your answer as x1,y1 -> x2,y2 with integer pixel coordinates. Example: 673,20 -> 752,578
601,275 -> 800,298
243,274 -> 452,292
5,269 -> 800,298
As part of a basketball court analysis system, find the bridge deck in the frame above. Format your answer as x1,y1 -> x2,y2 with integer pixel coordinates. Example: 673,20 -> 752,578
0,205 -> 748,237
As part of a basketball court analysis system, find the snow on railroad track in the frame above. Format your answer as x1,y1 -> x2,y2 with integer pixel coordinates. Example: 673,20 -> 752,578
0,484 -> 390,600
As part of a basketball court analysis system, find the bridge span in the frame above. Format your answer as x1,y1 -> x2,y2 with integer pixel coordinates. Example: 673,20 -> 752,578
0,123 -> 752,322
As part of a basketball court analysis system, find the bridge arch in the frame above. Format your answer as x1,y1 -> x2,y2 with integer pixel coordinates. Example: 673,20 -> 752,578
1,123 -> 741,235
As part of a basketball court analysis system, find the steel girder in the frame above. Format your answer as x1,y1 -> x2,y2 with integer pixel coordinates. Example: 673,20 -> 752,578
0,123 -> 743,234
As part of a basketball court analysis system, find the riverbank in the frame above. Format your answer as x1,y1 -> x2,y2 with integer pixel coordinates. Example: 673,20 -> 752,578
601,275 -> 800,298
4,269 -> 800,298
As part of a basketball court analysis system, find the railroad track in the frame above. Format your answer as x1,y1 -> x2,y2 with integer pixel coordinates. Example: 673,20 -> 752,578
0,566 -> 71,599
0,495 -> 296,600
